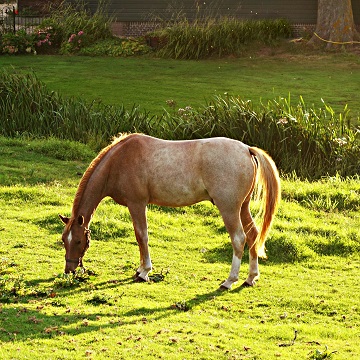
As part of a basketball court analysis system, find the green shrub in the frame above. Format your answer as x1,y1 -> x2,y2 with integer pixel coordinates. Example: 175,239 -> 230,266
40,0 -> 113,54
0,30 -> 35,55
33,22 -> 63,54
77,37 -> 151,57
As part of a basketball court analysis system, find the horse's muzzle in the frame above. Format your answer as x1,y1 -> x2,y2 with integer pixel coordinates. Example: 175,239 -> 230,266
65,257 -> 80,273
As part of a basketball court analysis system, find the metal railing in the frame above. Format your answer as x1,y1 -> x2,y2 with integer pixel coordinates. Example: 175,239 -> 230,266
0,6 -> 44,34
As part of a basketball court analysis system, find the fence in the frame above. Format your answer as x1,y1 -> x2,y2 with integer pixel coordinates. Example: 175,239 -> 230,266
0,6 -> 44,35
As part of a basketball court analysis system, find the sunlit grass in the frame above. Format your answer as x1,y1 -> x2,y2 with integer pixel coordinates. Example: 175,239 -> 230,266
0,138 -> 359,359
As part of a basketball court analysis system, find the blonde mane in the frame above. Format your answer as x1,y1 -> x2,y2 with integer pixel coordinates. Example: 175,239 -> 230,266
71,133 -> 137,217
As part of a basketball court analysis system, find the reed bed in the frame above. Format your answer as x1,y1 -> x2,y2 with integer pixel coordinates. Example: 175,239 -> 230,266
151,18 -> 291,59
1,69 -> 359,178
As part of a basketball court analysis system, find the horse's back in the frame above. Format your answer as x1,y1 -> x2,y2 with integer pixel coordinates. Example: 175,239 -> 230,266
107,135 -> 255,207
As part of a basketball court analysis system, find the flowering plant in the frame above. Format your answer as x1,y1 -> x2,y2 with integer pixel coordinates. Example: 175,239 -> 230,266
33,25 -> 61,54
35,30 -> 52,49
61,30 -> 87,53
0,30 -> 35,55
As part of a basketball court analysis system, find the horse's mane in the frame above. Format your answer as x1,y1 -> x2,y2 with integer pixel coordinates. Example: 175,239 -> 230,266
71,133 -> 138,217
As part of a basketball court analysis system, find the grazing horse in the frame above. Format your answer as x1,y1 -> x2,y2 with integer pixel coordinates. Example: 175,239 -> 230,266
59,133 -> 280,289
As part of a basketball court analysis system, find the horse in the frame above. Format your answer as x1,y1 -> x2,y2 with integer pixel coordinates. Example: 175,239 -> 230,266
59,133 -> 280,290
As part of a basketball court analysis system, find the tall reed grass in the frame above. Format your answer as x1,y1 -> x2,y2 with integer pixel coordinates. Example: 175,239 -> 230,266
39,0 -> 113,51
159,95 -> 359,178
0,70 -> 152,149
1,70 -> 359,178
150,18 -> 291,59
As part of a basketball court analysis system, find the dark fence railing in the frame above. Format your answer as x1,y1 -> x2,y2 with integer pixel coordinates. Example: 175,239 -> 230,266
0,7 -> 44,34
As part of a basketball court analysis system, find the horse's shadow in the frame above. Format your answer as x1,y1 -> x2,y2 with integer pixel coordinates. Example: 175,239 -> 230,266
122,281 -> 250,319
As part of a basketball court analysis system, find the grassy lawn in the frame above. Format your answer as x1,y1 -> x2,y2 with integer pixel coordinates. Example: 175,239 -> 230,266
0,53 -> 359,119
0,137 -> 359,359
1,52 -> 360,359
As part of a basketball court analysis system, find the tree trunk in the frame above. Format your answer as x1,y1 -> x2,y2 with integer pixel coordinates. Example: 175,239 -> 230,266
309,0 -> 360,49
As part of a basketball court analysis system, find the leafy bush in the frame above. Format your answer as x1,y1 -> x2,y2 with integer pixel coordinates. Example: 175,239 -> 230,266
77,37 -> 151,57
0,29 -> 35,55
149,18 -> 292,59
60,30 -> 88,54
33,24 -> 63,54
158,95 -> 360,178
40,0 -> 113,54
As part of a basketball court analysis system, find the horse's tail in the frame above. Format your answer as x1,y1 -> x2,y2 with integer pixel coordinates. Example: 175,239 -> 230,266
249,147 -> 281,258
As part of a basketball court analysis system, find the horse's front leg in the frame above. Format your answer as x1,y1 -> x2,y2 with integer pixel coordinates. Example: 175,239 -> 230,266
128,204 -> 152,282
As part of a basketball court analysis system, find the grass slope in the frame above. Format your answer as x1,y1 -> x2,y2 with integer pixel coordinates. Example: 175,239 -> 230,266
0,53 -> 359,118
0,137 -> 359,359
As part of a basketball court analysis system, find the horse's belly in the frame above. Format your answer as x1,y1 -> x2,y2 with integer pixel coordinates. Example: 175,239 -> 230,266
148,178 -> 210,207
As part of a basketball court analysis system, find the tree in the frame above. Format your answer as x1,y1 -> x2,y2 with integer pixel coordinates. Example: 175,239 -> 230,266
308,0 -> 360,48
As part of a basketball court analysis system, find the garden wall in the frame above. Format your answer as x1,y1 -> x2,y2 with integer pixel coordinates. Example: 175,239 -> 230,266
84,0 -> 360,37
17,0 -> 360,38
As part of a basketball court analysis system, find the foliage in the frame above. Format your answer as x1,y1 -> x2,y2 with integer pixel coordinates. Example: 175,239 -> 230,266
0,29 -> 34,54
33,23 -> 63,54
149,18 -> 292,59
159,95 -> 360,178
308,346 -> 337,359
77,37 -> 151,57
41,0 -> 113,54
53,269 -> 92,289
0,0 -> 114,55
0,69 -> 152,149
60,30 -> 88,54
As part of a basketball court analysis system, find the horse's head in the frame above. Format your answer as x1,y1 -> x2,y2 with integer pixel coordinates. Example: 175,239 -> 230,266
59,214 -> 90,273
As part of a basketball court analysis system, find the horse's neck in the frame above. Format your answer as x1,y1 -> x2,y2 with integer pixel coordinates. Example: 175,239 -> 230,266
73,172 -> 107,225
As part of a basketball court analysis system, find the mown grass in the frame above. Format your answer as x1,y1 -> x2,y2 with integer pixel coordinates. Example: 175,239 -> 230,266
0,50 -> 359,357
0,137 -> 359,359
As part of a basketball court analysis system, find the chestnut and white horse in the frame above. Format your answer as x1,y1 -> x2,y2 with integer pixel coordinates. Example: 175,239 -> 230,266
59,133 -> 280,289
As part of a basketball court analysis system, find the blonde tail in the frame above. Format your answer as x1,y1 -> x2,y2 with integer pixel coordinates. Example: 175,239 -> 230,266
249,147 -> 281,258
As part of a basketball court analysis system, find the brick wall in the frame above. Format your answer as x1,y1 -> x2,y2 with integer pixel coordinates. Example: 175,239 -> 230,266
112,21 -> 161,38
111,21 -> 316,38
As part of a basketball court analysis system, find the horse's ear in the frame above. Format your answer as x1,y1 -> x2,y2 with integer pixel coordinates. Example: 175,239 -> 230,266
59,214 -> 70,224
77,215 -> 84,226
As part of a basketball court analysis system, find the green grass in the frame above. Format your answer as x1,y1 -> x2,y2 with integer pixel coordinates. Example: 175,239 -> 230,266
1,52 -> 360,358
0,52 -> 360,119
0,137 -> 360,359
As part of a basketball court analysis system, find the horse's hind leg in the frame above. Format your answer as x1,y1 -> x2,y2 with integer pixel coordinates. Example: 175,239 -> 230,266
128,203 -> 152,282
218,208 -> 246,290
241,199 -> 260,286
